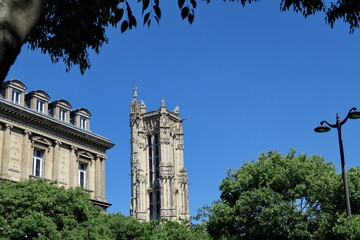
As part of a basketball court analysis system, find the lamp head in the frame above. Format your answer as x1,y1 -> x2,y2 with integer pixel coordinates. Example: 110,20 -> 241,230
314,125 -> 331,133
348,108 -> 360,119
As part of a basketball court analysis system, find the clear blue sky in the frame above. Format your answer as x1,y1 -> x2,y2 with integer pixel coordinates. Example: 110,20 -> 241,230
7,1 -> 360,216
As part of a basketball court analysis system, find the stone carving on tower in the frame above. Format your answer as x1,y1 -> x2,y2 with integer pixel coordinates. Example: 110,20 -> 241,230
129,86 -> 189,221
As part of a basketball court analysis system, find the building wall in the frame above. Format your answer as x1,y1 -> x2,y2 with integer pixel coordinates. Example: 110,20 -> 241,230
130,87 -> 189,221
0,79 -> 114,209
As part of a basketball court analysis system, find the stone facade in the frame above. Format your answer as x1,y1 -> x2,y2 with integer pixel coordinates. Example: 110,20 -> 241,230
129,87 -> 189,221
0,79 -> 114,209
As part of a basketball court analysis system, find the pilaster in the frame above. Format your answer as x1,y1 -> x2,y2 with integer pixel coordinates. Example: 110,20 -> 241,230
52,141 -> 61,181
0,124 -> 12,179
20,130 -> 31,181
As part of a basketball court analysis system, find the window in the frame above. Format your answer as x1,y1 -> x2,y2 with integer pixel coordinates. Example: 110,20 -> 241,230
148,135 -> 153,182
80,117 -> 87,130
60,108 -> 66,122
32,149 -> 44,177
155,134 -> 160,179
12,90 -> 20,104
36,99 -> 44,113
149,192 -> 154,220
156,191 -> 161,218
78,163 -> 87,188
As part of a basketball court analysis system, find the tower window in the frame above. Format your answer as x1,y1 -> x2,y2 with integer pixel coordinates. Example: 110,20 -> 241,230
78,163 -> 87,188
156,191 -> 161,218
149,192 -> 154,220
32,149 -> 44,177
12,90 -> 20,104
155,134 -> 160,179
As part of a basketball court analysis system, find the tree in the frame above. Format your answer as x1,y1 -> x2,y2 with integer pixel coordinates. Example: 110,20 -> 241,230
0,179 -> 209,240
0,179 -> 112,239
202,150 -> 360,240
0,0 -> 359,85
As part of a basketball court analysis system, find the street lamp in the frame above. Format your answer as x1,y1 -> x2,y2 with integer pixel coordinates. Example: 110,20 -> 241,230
314,107 -> 360,217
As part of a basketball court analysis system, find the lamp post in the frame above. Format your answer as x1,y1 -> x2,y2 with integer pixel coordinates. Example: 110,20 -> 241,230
314,107 -> 360,217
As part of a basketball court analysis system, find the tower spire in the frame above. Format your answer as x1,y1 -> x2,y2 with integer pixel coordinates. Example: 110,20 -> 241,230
133,86 -> 138,98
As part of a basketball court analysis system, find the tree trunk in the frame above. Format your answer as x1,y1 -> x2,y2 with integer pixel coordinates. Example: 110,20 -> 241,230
0,0 -> 44,86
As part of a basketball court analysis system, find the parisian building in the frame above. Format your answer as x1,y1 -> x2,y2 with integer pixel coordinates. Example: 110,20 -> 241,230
129,87 -> 189,221
0,79 -> 114,209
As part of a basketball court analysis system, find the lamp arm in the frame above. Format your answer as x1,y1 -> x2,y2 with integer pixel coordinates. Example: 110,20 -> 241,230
340,107 -> 357,126
320,120 -> 336,128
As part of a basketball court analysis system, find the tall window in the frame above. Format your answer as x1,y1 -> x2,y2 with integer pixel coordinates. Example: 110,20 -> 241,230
156,191 -> 161,218
60,108 -> 66,122
12,90 -> 20,104
148,135 -> 153,183
149,192 -> 154,220
80,117 -> 87,130
32,149 -> 44,177
78,163 -> 87,188
36,99 -> 44,113
155,134 -> 160,179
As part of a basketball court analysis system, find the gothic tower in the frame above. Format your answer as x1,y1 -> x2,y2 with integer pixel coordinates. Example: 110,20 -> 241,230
129,87 -> 189,221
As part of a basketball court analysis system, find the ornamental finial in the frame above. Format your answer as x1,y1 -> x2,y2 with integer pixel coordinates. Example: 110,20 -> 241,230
133,85 -> 138,98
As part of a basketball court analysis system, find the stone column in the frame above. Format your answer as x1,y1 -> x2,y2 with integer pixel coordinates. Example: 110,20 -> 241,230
69,146 -> 77,187
0,124 -> 12,179
100,158 -> 106,200
20,130 -> 31,181
87,159 -> 95,193
95,155 -> 101,200
52,141 -> 61,181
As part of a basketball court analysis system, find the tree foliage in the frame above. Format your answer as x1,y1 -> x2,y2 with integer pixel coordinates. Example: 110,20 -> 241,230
0,0 -> 359,84
27,0 -> 360,75
0,179 -> 208,240
201,150 -> 360,240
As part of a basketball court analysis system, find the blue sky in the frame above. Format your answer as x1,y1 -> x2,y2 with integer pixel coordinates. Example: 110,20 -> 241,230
7,1 -> 360,216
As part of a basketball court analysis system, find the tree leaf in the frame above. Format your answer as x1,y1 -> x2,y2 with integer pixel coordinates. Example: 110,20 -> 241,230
154,6 -> 161,19
130,15 -> 137,28
142,0 -> 150,14
190,0 -> 197,9
114,8 -> 124,23
181,7 -> 189,19
121,20 -> 129,32
188,14 -> 194,24
178,0 -> 185,9
143,12 -> 150,25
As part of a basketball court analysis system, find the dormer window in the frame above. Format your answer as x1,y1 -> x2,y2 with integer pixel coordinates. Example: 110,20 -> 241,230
70,108 -> 91,131
25,90 -> 50,115
80,117 -> 87,130
60,108 -> 66,122
37,99 -> 44,113
12,90 -> 20,104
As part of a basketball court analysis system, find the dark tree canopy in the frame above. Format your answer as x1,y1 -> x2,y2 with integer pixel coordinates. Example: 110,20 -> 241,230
200,150 -> 360,240
26,0 -> 360,75
0,0 -> 359,85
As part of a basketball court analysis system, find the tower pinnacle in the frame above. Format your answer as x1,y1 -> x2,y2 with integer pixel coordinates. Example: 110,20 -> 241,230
133,86 -> 138,98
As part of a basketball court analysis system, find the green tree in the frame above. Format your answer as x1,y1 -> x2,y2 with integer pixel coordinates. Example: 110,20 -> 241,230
0,178 -> 209,239
0,0 -> 359,85
0,179 -> 109,239
202,150 -> 360,240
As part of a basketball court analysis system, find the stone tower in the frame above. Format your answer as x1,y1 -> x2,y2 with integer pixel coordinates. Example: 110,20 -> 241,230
129,86 -> 189,221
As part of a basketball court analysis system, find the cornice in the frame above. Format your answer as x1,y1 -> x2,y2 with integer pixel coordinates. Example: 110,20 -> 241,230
0,99 -> 114,150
